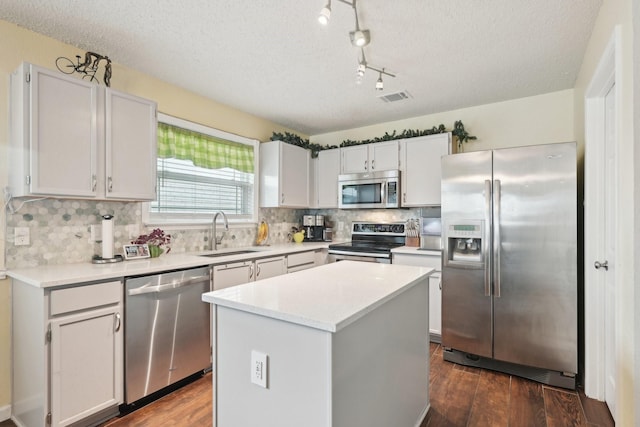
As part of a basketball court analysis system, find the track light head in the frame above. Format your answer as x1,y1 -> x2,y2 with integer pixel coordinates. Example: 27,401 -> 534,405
375,72 -> 384,91
349,29 -> 370,47
318,1 -> 331,25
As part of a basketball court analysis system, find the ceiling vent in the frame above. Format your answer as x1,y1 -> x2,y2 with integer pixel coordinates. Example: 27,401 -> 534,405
378,90 -> 412,103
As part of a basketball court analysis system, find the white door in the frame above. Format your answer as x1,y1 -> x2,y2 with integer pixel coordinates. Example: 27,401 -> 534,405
50,306 -> 123,426
105,88 -> 157,200
255,256 -> 286,281
341,145 -> 369,173
30,66 -> 98,197
316,149 -> 340,208
369,140 -> 399,172
584,33 -> 618,423
213,262 -> 254,290
602,83 -> 617,417
280,143 -> 309,207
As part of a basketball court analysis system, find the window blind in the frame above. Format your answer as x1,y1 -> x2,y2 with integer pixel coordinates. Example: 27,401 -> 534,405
150,122 -> 255,219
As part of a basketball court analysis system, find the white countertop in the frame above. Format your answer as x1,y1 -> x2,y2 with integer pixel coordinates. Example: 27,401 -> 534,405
391,245 -> 441,256
203,261 -> 433,333
8,242 -> 330,288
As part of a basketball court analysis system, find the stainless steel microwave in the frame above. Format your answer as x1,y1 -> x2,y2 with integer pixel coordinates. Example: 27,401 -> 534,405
338,170 -> 400,209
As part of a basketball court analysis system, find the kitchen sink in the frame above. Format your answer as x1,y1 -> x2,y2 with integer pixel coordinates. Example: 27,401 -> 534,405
199,250 -> 260,258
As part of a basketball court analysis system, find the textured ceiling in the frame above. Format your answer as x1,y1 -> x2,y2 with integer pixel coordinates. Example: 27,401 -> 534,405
0,0 -> 602,135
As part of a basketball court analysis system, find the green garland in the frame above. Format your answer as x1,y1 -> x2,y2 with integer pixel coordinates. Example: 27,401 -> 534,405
271,120 -> 476,158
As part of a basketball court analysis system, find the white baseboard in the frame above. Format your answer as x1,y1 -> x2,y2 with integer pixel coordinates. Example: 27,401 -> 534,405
0,404 -> 11,422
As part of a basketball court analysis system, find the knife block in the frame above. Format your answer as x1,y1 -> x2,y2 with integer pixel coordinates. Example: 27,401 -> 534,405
406,236 -> 420,247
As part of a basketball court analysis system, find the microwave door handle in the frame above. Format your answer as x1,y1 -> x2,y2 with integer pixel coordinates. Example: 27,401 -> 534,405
380,182 -> 386,205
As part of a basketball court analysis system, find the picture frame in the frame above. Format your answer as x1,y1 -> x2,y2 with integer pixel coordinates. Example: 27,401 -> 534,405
123,244 -> 150,260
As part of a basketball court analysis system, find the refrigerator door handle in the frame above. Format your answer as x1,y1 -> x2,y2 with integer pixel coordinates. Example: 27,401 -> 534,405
493,179 -> 502,298
484,179 -> 492,297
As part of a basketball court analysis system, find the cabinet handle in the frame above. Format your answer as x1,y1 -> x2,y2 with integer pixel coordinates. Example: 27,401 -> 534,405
249,264 -> 254,280
107,176 -> 113,192
256,264 -> 261,277
114,312 -> 121,332
91,174 -> 97,192
364,160 -> 367,171
403,193 -> 406,203
439,280 -> 442,290
281,193 -> 285,204
371,159 -> 375,170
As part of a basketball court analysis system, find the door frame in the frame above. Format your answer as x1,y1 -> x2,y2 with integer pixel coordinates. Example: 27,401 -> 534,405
583,26 -> 620,411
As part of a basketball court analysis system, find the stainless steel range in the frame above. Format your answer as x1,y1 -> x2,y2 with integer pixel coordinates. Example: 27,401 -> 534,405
328,222 -> 406,263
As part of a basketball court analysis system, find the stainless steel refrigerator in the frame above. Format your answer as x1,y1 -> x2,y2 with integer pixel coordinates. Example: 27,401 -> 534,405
440,142 -> 577,389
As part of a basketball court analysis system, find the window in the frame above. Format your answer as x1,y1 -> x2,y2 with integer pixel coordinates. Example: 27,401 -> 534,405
145,113 -> 259,225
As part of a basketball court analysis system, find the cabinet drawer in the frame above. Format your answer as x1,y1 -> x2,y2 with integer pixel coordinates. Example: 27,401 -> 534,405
287,251 -> 316,268
50,281 -> 122,316
393,253 -> 441,271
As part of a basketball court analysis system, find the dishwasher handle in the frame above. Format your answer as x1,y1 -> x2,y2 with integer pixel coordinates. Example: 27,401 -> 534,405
127,274 -> 210,296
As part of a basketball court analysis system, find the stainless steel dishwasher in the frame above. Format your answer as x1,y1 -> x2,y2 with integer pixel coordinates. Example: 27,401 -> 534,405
124,266 -> 211,404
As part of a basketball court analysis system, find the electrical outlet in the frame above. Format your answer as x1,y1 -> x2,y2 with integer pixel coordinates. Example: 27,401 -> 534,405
14,227 -> 30,246
251,350 -> 268,388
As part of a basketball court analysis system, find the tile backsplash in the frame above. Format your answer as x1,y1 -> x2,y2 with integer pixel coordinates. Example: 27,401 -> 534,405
5,198 -> 435,269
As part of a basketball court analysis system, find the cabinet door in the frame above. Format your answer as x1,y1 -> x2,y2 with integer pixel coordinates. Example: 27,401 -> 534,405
255,256 -> 286,281
280,143 -> 309,207
369,140 -> 399,172
401,134 -> 450,206
30,66 -> 98,197
317,149 -> 341,208
50,305 -> 122,426
105,89 -> 157,200
429,274 -> 442,339
213,262 -> 254,290
341,145 -> 369,173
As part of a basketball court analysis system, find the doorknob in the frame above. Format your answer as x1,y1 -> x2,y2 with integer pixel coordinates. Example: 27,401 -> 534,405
594,260 -> 609,270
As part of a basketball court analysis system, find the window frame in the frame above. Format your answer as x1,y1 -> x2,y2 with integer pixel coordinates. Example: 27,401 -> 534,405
143,113 -> 260,228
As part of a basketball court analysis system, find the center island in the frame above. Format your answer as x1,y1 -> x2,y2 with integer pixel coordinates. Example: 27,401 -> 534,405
202,260 -> 433,427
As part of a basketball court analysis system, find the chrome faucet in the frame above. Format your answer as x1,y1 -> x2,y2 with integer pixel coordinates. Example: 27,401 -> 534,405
211,211 -> 229,251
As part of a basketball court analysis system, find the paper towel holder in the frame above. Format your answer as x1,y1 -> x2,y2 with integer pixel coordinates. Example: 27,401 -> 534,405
92,214 -> 124,264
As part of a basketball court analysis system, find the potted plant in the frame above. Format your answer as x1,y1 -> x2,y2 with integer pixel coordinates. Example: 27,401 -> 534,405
132,228 -> 172,257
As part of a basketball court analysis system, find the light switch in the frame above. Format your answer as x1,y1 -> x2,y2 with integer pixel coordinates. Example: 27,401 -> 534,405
251,350 -> 268,388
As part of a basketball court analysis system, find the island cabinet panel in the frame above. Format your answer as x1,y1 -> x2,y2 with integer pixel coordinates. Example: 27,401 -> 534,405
212,276 -> 429,427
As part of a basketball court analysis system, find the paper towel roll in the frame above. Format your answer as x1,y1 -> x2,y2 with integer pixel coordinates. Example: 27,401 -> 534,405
102,215 -> 114,259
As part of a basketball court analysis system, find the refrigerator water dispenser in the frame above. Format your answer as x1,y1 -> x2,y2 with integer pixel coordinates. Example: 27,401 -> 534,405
445,221 -> 484,266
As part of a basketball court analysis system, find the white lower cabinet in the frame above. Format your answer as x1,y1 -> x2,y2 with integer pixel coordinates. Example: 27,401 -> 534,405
393,252 -> 442,342
11,279 -> 123,427
287,250 -> 317,273
50,305 -> 123,426
255,256 -> 286,281
213,261 -> 254,290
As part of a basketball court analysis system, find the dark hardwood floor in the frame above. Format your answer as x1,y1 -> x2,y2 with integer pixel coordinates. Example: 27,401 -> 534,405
2,343 -> 614,427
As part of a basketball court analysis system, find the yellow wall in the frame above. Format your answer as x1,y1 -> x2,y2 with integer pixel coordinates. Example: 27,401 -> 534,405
0,19 -> 300,413
572,0 -> 636,424
310,90 -> 575,151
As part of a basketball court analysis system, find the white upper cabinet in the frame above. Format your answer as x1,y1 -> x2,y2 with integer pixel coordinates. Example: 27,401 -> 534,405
340,140 -> 399,174
105,89 -> 157,200
9,62 -> 157,201
259,140 -> 310,208
399,133 -> 451,206
315,149 -> 341,208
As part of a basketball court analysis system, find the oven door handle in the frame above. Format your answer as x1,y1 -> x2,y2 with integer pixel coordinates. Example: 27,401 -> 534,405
328,250 -> 391,259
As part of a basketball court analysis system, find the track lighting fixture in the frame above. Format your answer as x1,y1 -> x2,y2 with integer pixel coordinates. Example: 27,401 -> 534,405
318,0 -> 395,90
318,1 -> 331,25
